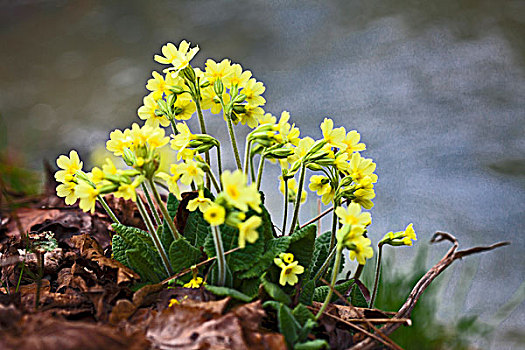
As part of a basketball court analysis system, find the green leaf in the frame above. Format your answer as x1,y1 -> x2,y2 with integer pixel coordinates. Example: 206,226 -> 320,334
259,204 -> 276,242
292,303 -> 315,327
278,303 -> 300,346
313,279 -> 355,303
289,224 -> 316,271
350,283 -> 369,308
238,236 -> 291,279
261,274 -> 292,305
297,319 -> 317,344
205,285 -> 254,302
168,238 -> 202,274
299,279 -> 316,306
126,249 -> 161,283
295,339 -> 330,350
308,231 -> 331,280
203,222 -> 264,273
112,234 -> 132,268
183,210 -> 210,248
236,277 -> 260,298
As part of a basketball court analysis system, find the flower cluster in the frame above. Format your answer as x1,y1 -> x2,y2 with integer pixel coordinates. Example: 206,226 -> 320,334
274,253 -> 305,286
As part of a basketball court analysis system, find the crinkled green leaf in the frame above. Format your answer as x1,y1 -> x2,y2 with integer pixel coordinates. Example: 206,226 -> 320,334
278,303 -> 300,346
205,285 -> 254,302
238,236 -> 291,279
299,279 -> 316,306
168,238 -> 202,274
262,274 -> 291,305
313,279 -> 355,303
112,234 -> 132,268
295,339 -> 330,350
160,193 -> 179,251
292,303 -> 315,327
289,224 -> 316,271
236,277 -> 260,298
183,210 -> 210,248
126,249 -> 161,283
350,283 -> 369,308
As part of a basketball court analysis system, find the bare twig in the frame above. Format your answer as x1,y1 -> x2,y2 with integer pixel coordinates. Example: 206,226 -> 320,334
348,232 -> 510,350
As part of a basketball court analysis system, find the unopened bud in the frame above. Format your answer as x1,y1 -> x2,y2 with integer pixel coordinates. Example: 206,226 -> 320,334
213,78 -> 224,96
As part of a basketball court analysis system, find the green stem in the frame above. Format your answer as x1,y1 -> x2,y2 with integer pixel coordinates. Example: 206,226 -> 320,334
312,244 -> 337,282
97,195 -> 120,225
195,98 -> 212,188
169,118 -> 178,136
282,178 -> 289,234
328,202 -> 339,252
216,145 -> 223,190
205,166 -> 221,193
136,194 -> 173,275
370,244 -> 383,307
211,225 -> 227,286
243,139 -> 252,177
256,154 -> 265,190
142,183 -> 161,227
148,178 -> 180,240
225,111 -> 242,170
288,163 -> 306,235
353,264 -> 364,280
250,152 -> 256,183
15,262 -> 24,293
316,244 -> 342,320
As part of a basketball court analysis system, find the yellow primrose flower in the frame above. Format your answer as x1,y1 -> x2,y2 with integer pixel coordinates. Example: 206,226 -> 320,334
244,184 -> 262,213
183,276 -> 204,289
380,223 -> 417,247
138,93 -> 170,127
170,122 -> 194,155
277,260 -> 304,286
258,112 -> 277,125
238,215 -> 261,249
321,187 -> 335,205
348,235 -> 374,265
225,63 -> 252,88
176,148 -> 196,161
106,129 -> 133,156
334,153 -> 350,172
75,182 -> 99,214
56,181 -> 78,205
320,118 -> 346,149
168,298 -> 180,307
156,171 -> 182,200
55,150 -> 83,183
174,160 -> 204,186
353,188 -> 375,209
187,190 -> 213,213
173,95 -> 196,120
129,123 -> 170,149
238,105 -> 264,129
309,175 -> 331,196
335,202 -> 371,227
155,40 -> 199,72
203,203 -> 226,226
114,183 -> 138,202
280,252 -> 295,264
204,58 -> 232,84
336,224 -> 366,248
243,78 -> 266,107
342,130 -> 366,155
101,157 -> 119,175
146,71 -> 172,100
221,170 -> 249,211
288,137 -> 315,164
349,152 -> 376,183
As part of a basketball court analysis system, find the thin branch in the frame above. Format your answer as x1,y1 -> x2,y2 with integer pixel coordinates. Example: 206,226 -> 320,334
348,232 -> 510,350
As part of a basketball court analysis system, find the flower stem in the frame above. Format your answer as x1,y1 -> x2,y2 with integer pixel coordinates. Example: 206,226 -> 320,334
316,244 -> 342,320
147,178 -> 180,240
195,98 -> 212,188
256,154 -> 265,190
288,163 -> 306,235
141,183 -> 161,227
136,194 -> 173,276
211,225 -> 227,286
243,139 -> 252,177
282,178 -> 289,234
97,195 -> 120,225
225,112 -> 242,170
328,202 -> 339,251
216,145 -> 223,190
312,244 -> 337,282
370,244 -> 383,308
205,165 -> 221,193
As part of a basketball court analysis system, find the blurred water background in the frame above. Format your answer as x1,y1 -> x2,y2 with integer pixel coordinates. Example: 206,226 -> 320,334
1,0 -> 524,348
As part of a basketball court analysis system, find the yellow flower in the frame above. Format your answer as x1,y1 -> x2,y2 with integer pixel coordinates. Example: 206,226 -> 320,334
174,95 -> 196,120
380,223 -> 417,247
309,175 -> 331,196
353,188 -> 375,209
238,215 -> 261,249
279,252 -> 295,264
320,118 -> 346,148
106,129 -> 132,156
75,182 -> 99,214
55,150 -> 83,183
155,40 -> 199,72
277,261 -> 304,286
244,184 -> 262,213
168,298 -> 180,307
187,190 -> 213,213
138,93 -> 170,127
225,63 -> 251,88
335,202 -> 371,227
336,224 -> 366,248
221,170 -> 249,211
342,130 -> 366,155
204,58 -> 232,84
203,204 -> 226,226
156,171 -> 181,200
334,153 -> 350,173
114,183 -> 138,202
183,276 -> 204,288
101,158 -> 118,175
170,122 -> 194,156
258,112 -> 276,125
145,71 -> 173,100
238,105 -> 264,128
348,235 -> 374,265
321,187 -> 335,205
90,167 -> 105,184
349,153 -> 376,184
243,78 -> 266,107
56,181 -> 78,205
288,137 -> 315,164
174,160 -> 204,186
129,123 -> 169,149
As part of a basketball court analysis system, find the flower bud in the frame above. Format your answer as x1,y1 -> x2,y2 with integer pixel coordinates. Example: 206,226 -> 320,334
170,85 -> 186,94
232,104 -> 246,114
233,93 -> 246,104
122,148 -> 136,166
306,163 -> 322,171
214,78 -> 224,96
181,66 -> 196,83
